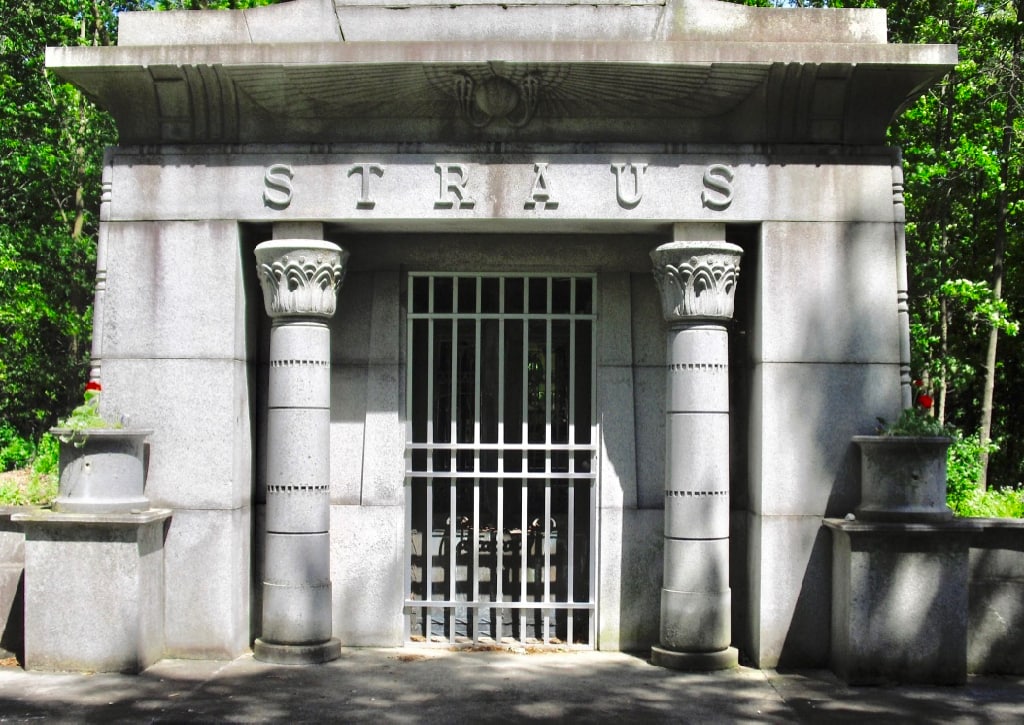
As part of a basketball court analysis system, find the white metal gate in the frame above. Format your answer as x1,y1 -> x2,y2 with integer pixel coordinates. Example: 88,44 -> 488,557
405,273 -> 597,647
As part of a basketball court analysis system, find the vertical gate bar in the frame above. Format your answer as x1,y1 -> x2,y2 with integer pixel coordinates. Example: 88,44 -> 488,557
567,481 -> 575,645
496,279 -> 506,642
472,279 -> 481,642
496,477 -> 504,641
404,277 -> 414,642
591,280 -> 598,647
589,478 -> 597,646
543,278 -> 553,645
449,280 -> 459,640
521,478 -> 528,641
520,287 -> 529,643
424,277 -> 436,637
498,277 -> 506,475
425,477 -> 434,639
472,477 -> 480,641
544,480 -> 552,643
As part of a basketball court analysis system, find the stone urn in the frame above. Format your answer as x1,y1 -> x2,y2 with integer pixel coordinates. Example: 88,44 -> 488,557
852,435 -> 953,522
49,428 -> 153,514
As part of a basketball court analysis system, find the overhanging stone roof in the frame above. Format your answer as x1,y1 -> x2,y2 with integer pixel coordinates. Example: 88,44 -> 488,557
46,0 -> 956,145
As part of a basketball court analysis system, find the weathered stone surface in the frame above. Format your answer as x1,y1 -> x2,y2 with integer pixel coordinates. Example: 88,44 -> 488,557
103,152 -> 901,226
100,358 -> 253,510
827,519 -> 980,685
162,507 -> 250,658
50,0 -> 952,146
330,504 -> 404,646
596,506 -> 661,652
743,513 -> 832,668
101,221 -> 246,360
749,362 -> 900,518
16,510 -> 170,673
969,520 -> 1024,675
755,222 -> 902,365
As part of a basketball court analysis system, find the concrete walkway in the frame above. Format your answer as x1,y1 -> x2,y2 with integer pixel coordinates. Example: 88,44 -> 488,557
0,649 -> 1022,723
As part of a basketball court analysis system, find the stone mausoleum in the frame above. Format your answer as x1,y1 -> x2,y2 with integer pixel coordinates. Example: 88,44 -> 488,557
22,0 -> 1020,679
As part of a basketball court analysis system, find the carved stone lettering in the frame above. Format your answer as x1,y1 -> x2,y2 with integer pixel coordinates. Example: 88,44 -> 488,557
701,164 -> 735,211
434,163 -> 476,209
263,163 -> 294,210
348,163 -> 385,209
612,163 -> 648,208
525,162 -> 558,210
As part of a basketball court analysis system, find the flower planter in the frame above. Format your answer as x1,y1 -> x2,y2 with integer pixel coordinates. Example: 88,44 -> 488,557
853,435 -> 953,522
49,428 -> 153,514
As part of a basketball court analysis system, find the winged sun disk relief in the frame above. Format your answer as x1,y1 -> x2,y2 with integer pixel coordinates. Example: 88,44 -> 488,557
454,71 -> 543,128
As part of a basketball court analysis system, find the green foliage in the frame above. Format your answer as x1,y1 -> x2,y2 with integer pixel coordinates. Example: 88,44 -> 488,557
32,434 -> 59,477
0,431 -> 59,505
0,423 -> 35,471
956,486 -> 1024,518
947,430 -> 996,514
0,472 -> 57,507
947,430 -> 1023,517
55,386 -> 121,446
1,0 -> 274,441
878,407 -> 953,436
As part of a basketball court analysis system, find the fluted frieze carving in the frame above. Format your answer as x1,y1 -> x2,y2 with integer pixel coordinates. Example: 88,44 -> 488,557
255,239 -> 348,319
651,242 -> 743,322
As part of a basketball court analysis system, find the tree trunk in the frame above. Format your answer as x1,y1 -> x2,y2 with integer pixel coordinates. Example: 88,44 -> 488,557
978,6 -> 1021,490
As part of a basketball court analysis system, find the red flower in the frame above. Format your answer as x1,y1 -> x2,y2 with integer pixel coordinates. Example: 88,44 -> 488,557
918,393 -> 933,410
913,379 -> 924,388
85,381 -> 102,392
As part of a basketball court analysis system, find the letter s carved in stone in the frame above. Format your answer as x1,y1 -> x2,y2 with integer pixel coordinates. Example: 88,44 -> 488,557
263,163 -> 294,210
701,164 -> 735,212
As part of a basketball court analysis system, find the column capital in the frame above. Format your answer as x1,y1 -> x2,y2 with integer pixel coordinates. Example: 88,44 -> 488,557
255,239 -> 348,319
651,241 -> 743,323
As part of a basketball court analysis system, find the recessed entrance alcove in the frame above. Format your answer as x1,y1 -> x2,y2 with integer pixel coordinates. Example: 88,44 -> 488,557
43,0 -> 956,669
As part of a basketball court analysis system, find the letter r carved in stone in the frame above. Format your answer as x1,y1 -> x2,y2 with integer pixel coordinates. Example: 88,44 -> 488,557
435,163 -> 476,209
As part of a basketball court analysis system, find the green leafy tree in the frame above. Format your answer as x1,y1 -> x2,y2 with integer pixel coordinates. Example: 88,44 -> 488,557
0,0 -> 272,453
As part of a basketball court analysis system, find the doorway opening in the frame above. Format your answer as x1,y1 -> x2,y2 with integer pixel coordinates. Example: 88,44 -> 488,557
404,273 -> 597,647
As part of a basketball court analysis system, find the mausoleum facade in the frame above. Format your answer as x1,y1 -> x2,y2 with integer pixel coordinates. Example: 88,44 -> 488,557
42,0 -> 961,669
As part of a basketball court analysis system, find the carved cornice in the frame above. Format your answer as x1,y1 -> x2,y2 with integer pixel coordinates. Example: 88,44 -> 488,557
651,241 -> 743,322
254,240 -> 348,319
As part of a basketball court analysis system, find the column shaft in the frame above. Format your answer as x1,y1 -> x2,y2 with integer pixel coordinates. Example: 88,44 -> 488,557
650,233 -> 742,671
253,238 -> 346,665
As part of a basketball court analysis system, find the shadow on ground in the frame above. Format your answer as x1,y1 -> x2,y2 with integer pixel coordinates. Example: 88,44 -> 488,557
0,649 -> 1022,723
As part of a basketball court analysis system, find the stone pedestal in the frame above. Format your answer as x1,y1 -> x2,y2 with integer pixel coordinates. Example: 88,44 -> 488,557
253,237 -> 346,665
649,226 -> 742,671
12,509 -> 171,673
826,518 -> 981,685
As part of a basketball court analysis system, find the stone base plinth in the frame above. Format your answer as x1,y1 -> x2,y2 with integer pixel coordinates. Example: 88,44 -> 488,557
651,645 -> 738,671
826,518 -> 981,685
254,637 -> 341,665
13,508 -> 171,673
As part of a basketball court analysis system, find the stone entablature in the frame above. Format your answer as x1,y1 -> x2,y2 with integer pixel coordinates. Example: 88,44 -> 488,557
47,0 -> 954,146
105,150 -> 899,225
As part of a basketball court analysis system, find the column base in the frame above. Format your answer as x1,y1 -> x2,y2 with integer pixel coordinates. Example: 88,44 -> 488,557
651,645 -> 738,671
254,637 -> 341,665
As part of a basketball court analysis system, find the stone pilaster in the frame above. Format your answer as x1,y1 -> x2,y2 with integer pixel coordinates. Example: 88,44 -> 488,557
253,237 -> 347,664
650,225 -> 742,671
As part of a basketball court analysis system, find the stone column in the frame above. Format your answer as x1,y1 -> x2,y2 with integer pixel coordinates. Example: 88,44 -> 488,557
253,235 -> 347,664
650,224 -> 742,671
